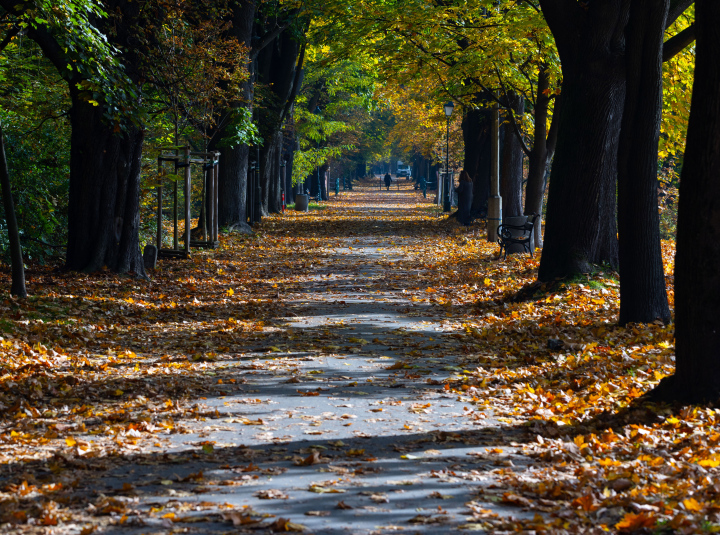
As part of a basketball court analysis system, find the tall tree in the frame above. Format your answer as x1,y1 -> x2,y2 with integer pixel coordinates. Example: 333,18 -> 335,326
500,92 -> 524,218
653,0 -> 718,402
536,0 -> 627,280
1,0 -> 148,274
616,0 -> 672,325
214,0 -> 256,229
255,14 -> 306,215
616,0 -> 693,325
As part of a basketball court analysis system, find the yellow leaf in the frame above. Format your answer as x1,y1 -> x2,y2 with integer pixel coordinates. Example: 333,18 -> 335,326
683,497 -> 703,512
65,437 -> 77,447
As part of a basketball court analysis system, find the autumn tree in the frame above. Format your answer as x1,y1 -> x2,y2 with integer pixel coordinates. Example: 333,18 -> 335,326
0,0 -> 150,274
316,0 -> 561,235
616,2 -> 694,324
535,0 -> 694,326
254,7 -> 307,215
653,0 -> 718,402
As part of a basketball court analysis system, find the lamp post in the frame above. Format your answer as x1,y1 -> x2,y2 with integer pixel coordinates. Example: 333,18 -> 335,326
443,101 -> 454,212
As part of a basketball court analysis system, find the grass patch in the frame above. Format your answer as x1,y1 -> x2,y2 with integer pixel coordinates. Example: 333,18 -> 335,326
286,202 -> 327,211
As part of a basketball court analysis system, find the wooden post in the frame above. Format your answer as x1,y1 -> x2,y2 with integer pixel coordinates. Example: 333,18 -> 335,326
156,157 -> 163,250
184,146 -> 191,255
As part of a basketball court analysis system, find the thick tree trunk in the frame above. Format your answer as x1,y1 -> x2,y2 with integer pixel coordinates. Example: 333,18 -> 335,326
217,144 -> 249,228
653,0 -> 720,403
0,127 -> 26,297
216,0 -> 255,228
537,0 -> 628,280
617,0 -> 671,325
17,0 -> 147,275
462,107 -> 491,217
500,93 -> 524,218
66,91 -> 146,275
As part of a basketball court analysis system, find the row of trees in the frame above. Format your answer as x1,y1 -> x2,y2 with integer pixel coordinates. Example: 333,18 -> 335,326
320,0 -> 720,402
0,0 -> 394,282
1,0 -> 718,401
319,0 -> 695,325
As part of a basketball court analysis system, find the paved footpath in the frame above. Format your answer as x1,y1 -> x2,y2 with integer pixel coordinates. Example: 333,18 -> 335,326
101,184 -> 534,534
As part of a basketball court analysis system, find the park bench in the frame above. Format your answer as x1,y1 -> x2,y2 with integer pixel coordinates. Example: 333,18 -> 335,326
497,213 -> 540,260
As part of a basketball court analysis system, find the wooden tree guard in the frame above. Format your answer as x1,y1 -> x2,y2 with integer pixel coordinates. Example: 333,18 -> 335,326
156,146 -> 220,259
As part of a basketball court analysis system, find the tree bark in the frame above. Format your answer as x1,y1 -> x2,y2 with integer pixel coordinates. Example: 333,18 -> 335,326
500,93 -> 524,218
524,67 -> 559,249
215,0 -> 255,228
652,0 -> 720,403
0,127 -> 27,298
257,24 -> 303,215
537,0 -> 627,280
10,0 -> 147,274
462,107 -> 491,217
267,131 -> 282,213
617,0 -> 671,325
66,89 -> 146,274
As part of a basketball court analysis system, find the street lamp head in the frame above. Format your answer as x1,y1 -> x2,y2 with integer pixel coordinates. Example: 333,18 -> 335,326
444,101 -> 455,117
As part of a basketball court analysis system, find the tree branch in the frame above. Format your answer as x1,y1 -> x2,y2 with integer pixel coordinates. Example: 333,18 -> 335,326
546,93 -> 562,156
250,10 -> 300,61
667,0 -> 694,28
663,23 -> 695,61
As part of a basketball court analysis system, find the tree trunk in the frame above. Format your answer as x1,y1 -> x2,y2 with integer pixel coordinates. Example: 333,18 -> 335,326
217,143 -> 249,228
524,67 -> 559,249
284,130 -> 296,204
267,131 -> 282,213
617,0 -> 671,325
216,0 -> 255,228
257,26 -> 303,215
462,107 -> 491,217
16,0 -> 147,275
0,127 -> 26,298
652,0 -> 720,403
537,0 -> 628,280
500,93 -> 524,218
66,90 -> 146,275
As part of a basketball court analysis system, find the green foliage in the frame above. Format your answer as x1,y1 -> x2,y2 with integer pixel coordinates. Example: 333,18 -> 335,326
218,108 -> 262,148
660,7 -> 695,162
0,36 -> 71,264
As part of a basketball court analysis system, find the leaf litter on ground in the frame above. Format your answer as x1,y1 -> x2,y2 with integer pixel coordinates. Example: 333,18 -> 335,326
0,180 -> 710,534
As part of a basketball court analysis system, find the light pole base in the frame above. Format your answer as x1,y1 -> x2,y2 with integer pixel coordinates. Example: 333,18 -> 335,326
487,195 -> 502,243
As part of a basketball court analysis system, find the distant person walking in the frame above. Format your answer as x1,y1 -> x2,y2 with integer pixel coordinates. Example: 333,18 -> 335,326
419,176 -> 427,198
384,172 -> 392,191
455,170 -> 473,226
